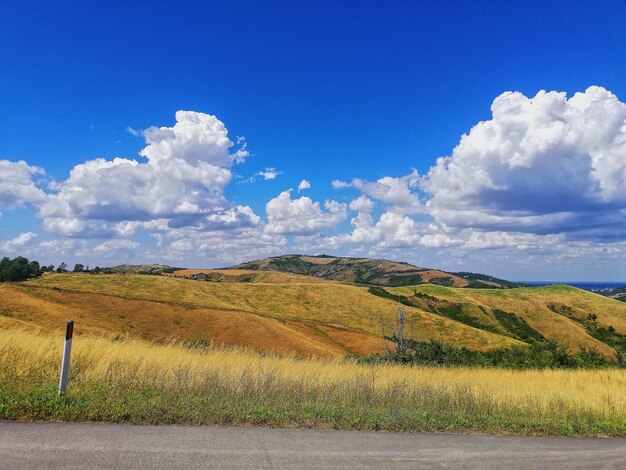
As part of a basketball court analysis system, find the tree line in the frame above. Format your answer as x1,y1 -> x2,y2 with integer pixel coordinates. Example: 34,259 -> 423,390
0,256 -> 107,282
0,256 -> 42,282
361,337 -> 622,369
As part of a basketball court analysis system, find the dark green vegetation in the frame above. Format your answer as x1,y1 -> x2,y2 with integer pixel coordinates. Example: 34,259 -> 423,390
363,339 -> 617,369
367,286 -> 413,306
369,286 -> 535,339
368,285 -> 626,365
587,325 -> 626,359
0,257 -> 42,282
491,309 -> 545,343
232,254 -> 431,287
100,264 -> 179,275
546,304 -> 626,360
429,276 -> 454,286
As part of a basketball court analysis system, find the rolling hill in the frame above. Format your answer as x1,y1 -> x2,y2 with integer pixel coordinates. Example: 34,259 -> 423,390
0,273 -> 523,357
226,254 -> 521,288
387,284 -> 626,357
2,266 -> 626,359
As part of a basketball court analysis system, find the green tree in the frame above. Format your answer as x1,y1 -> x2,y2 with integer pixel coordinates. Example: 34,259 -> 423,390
0,256 -> 42,282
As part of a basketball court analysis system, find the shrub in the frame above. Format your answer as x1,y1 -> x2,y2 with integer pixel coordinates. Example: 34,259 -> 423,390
361,338 -> 615,369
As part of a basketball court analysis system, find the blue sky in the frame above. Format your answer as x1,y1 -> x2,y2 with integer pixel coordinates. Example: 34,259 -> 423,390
1,1 -> 626,281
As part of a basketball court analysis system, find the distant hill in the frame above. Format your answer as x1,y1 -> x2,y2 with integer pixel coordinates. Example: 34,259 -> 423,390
226,254 -> 520,288
172,269 -> 333,284
609,285 -> 626,302
102,264 -> 180,275
451,272 -> 528,289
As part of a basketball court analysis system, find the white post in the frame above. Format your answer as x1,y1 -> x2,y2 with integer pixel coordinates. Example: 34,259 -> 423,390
58,320 -> 74,396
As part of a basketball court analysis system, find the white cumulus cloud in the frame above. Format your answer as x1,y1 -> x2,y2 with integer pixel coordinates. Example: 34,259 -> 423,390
349,195 -> 375,213
265,189 -> 347,235
422,86 -> 626,240
327,211 -> 422,248
298,179 -> 311,191
39,111 -> 253,237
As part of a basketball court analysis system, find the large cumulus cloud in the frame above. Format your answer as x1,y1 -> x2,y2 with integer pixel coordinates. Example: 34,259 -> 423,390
39,111 -> 254,237
422,86 -> 626,240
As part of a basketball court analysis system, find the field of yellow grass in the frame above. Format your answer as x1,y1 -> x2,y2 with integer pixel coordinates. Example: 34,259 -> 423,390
1,327 -> 625,435
390,284 -> 626,356
0,274 -> 520,357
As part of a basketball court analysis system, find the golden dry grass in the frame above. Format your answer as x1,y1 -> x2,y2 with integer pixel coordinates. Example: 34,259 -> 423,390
416,270 -> 469,287
391,284 -> 626,356
3,274 -> 520,355
0,284 -> 372,357
9,274 -> 624,358
1,327 -> 625,434
171,269 -> 333,284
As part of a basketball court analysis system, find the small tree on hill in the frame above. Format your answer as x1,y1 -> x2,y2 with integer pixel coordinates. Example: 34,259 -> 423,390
397,305 -> 405,353
375,304 -> 410,354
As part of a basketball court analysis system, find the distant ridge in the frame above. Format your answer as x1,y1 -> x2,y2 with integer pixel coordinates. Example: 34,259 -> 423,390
608,284 -> 626,302
102,264 -> 180,275
227,254 -> 522,289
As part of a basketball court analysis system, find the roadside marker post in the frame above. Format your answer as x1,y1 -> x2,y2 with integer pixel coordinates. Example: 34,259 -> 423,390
58,320 -> 74,396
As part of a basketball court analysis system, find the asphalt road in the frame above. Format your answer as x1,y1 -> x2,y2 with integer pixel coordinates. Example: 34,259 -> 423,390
1,421 -> 625,469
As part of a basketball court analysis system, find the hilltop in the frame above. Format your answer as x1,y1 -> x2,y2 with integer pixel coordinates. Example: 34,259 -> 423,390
101,264 -> 180,275
227,254 -> 522,288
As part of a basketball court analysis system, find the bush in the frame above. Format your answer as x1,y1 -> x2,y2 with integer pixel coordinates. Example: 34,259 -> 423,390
361,338 -> 615,369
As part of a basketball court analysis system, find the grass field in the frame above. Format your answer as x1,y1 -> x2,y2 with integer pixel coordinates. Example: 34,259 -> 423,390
1,328 -> 625,436
2,273 -> 626,361
389,284 -> 626,357
0,274 -> 521,357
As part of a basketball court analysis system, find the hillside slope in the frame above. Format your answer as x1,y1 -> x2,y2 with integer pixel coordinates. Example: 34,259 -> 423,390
3,272 -> 623,359
227,254 -> 519,288
0,274 -> 521,358
171,269 -> 334,284
387,284 -> 626,357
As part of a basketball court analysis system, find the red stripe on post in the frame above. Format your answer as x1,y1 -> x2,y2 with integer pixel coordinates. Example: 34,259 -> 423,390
65,320 -> 74,340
